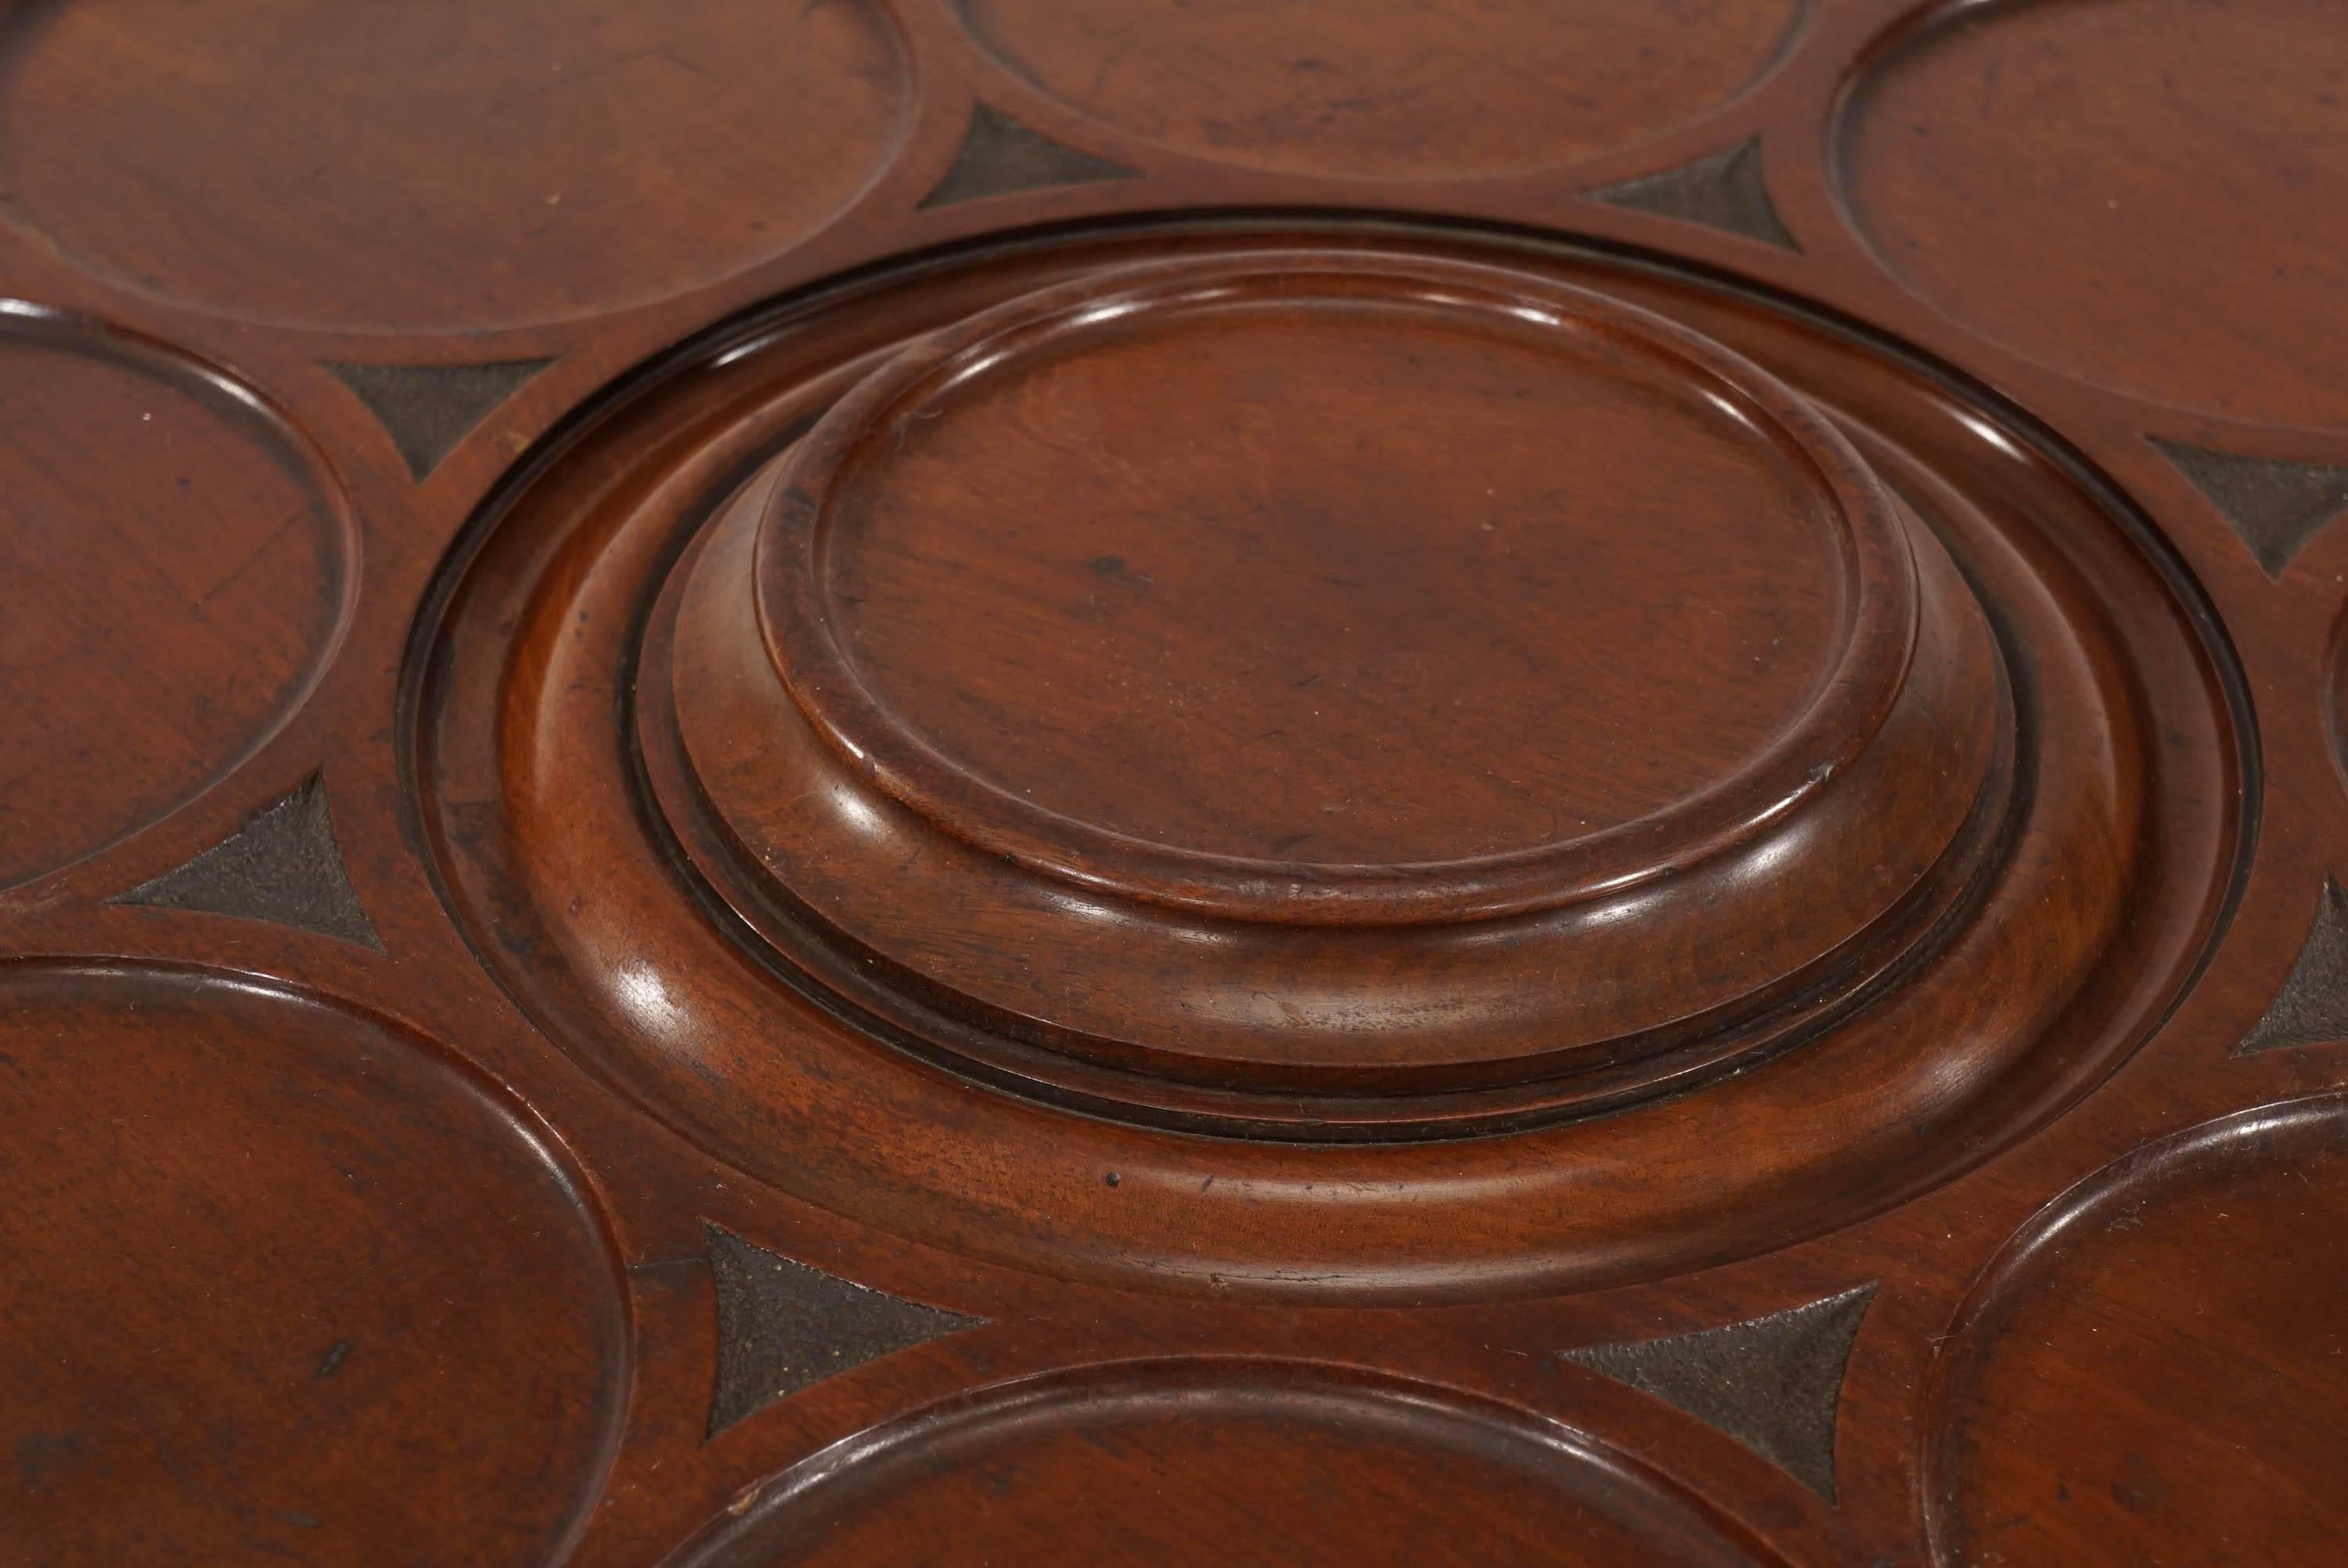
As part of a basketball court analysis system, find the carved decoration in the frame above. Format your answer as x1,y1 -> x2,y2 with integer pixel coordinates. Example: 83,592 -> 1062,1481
916,103 -> 1140,210
1929,1096 -> 2348,1567
415,228 -> 2242,1303
327,358 -> 552,481
2148,437 -> 2348,578
704,1223 -> 985,1437
110,773 -> 381,951
1562,1286 -> 1875,1501
2238,876 -> 2348,1054
1589,138 -> 1799,252
4,4 -> 2335,1563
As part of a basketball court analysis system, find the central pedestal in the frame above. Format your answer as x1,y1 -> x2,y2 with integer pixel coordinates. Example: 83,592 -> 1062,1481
655,253 -> 2012,1135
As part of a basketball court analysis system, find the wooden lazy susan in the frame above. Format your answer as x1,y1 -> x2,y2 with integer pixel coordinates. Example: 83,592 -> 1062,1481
3,4 -> 2343,1565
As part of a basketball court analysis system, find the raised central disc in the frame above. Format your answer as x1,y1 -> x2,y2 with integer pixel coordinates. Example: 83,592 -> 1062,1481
792,282 -> 1850,872
670,252 -> 2008,1127
757,255 -> 1925,926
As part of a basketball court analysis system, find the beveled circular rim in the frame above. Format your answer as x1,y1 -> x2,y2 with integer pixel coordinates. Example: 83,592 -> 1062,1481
407,219 -> 2245,1300
752,250 -> 1922,926
670,1358 -> 1780,1568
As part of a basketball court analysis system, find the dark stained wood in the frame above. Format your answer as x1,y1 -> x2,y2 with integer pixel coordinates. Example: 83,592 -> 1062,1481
2,2 -> 2343,1566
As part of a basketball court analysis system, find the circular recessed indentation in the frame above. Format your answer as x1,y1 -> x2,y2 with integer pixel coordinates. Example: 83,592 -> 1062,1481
0,307 -> 351,890
414,223 -> 2242,1300
956,0 -> 1805,181
0,0 -> 906,333
1929,1097 -> 2348,1568
0,964 -> 625,1566
1838,0 -> 2348,426
674,1361 -> 1780,1568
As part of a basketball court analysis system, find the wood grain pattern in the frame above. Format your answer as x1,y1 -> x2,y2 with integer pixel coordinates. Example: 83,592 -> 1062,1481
2,2 -> 2342,1565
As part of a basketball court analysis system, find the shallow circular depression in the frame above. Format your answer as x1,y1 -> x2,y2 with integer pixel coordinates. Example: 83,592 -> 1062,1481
954,0 -> 1808,182
670,1361 -> 1783,1568
0,0 -> 909,333
1928,1097 -> 2348,1568
409,219 -> 2249,1302
0,307 -> 354,890
0,964 -> 627,1565
1836,0 -> 2348,427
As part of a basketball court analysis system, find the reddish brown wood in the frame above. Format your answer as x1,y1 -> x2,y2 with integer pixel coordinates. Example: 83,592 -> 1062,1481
2,2 -> 2343,1566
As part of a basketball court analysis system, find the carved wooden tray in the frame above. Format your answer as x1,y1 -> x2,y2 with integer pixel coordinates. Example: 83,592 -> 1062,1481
4,3 -> 2343,1564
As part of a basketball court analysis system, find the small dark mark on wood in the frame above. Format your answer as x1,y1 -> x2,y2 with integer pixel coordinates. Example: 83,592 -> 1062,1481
13,1431 -> 82,1491
315,1339 -> 349,1378
626,1254 -> 711,1274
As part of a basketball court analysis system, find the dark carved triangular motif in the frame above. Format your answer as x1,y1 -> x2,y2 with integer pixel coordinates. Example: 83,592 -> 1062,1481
916,102 -> 1140,211
2238,877 -> 2348,1054
108,773 -> 381,951
704,1222 -> 986,1438
2147,437 -> 2348,578
1560,1284 -> 1874,1501
1588,137 -> 1799,252
326,358 -> 551,482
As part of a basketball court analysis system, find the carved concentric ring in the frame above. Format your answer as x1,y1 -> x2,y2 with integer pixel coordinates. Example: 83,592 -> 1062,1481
750,254 -> 1936,926
412,221 -> 2243,1301
656,250 -> 2013,1127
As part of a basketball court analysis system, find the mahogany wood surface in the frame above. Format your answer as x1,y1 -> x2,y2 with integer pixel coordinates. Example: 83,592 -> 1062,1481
1,2 -> 2342,1565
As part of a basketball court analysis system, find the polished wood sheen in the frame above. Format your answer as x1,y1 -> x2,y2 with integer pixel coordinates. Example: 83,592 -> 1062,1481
1,3 -> 2341,1566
